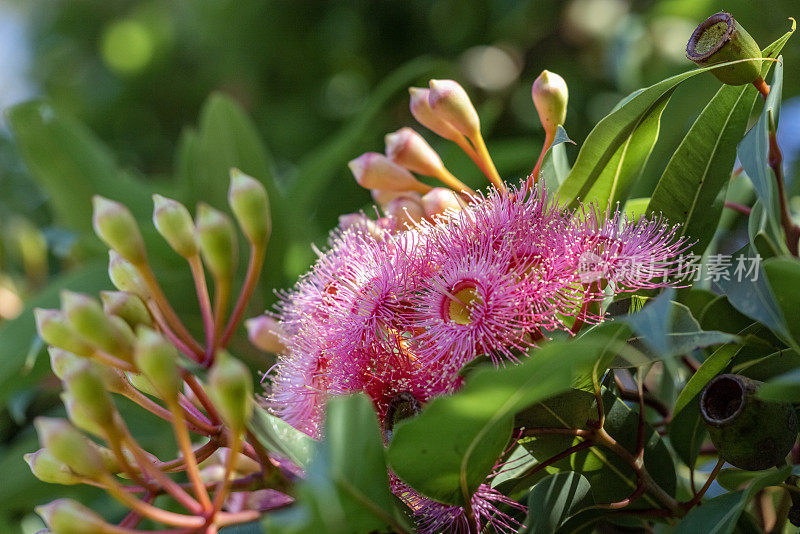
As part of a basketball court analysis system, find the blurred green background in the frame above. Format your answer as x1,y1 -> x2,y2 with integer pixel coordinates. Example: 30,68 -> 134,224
0,0 -> 797,531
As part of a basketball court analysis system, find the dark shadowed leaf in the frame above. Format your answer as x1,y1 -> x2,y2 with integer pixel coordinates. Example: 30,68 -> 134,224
522,472 -> 591,534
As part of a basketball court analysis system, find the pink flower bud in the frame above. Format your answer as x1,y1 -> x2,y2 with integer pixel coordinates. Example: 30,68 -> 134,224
385,127 -> 445,178
385,196 -> 425,231
532,70 -> 568,135
348,152 -> 431,193
422,188 -> 463,220
427,79 -> 481,137
370,189 -> 423,209
246,315 -> 287,354
409,87 -> 464,142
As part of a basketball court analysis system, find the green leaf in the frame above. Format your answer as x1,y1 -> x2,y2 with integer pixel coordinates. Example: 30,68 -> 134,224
675,466 -> 791,534
624,290 -> 737,359
522,472 -> 591,534
247,403 -> 314,469
645,24 -> 795,254
542,125 -> 574,192
387,333 -> 613,506
516,389 -> 595,462
0,262 -> 109,406
265,394 -> 410,534
762,257 -> 800,346
739,58 -> 786,254
645,83 -> 756,254
580,92 -> 671,207
7,101 -> 157,233
718,249 -> 795,350
757,367 -> 800,402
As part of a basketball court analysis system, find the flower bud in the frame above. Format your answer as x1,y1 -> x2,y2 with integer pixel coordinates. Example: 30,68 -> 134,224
35,309 -> 93,357
61,392 -> 104,437
701,374 -> 797,470
134,327 -> 182,402
207,351 -> 253,433
385,196 -> 425,231
63,363 -> 117,428
100,290 -> 152,328
153,194 -> 197,258
245,315 -> 286,354
409,87 -> 465,142
49,348 -> 85,381
92,196 -> 147,265
686,12 -> 762,86
108,250 -> 149,299
127,371 -> 159,397
337,213 -> 384,239
427,79 -> 480,138
195,204 -> 237,281
532,70 -> 568,135
385,127 -> 446,178
25,449 -> 83,486
348,153 -> 431,194
229,169 -> 271,247
35,417 -> 106,479
370,189 -> 422,209
36,499 -> 112,534
61,291 -> 132,360
422,187 -> 463,220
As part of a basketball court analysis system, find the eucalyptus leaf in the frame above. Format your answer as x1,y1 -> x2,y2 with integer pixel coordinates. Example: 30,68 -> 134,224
248,403 -> 314,469
522,472 -> 591,534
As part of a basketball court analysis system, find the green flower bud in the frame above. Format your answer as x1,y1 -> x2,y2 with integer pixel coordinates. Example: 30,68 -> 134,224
532,70 -> 568,135
686,12 -> 762,86
153,194 -> 198,258
228,169 -> 271,247
108,250 -> 149,299
34,417 -> 106,479
207,351 -> 253,433
92,196 -> 147,265
427,79 -> 480,138
61,291 -> 133,360
61,392 -> 107,438
48,347 -> 84,381
134,327 -> 182,402
126,371 -> 159,397
701,374 -> 797,470
35,309 -> 93,357
25,449 -> 82,485
195,204 -> 237,281
100,290 -> 152,328
63,363 -> 117,428
36,499 -> 112,534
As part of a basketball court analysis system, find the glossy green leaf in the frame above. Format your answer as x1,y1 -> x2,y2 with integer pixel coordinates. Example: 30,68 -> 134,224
387,333 -> 613,506
542,125 -> 574,192
674,466 -> 791,534
522,472 -> 591,534
580,93 -> 671,207
516,389 -> 595,462
248,403 -> 314,468
762,257 -> 800,346
739,58 -> 786,254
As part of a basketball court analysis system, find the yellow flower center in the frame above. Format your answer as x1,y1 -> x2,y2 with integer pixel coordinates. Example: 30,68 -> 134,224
445,281 -> 483,325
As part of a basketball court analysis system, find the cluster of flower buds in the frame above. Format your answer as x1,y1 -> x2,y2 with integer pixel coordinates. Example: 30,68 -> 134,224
347,74 -> 572,234
28,170 -> 289,533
